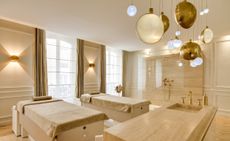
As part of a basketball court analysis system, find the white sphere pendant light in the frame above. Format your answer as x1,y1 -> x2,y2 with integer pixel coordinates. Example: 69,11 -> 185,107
172,36 -> 182,48
203,8 -> 209,14
193,57 -> 203,65
200,26 -> 214,44
167,39 -> 174,49
136,8 -> 164,44
190,60 -> 197,67
178,62 -> 183,67
175,31 -> 181,36
127,4 -> 137,17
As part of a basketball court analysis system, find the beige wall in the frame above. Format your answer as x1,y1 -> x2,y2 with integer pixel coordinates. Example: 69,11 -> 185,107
0,19 -> 34,126
124,38 -> 230,115
204,36 -> 230,115
144,54 -> 204,104
83,41 -> 101,94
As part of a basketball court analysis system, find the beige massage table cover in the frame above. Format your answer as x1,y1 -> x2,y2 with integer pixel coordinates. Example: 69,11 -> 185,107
81,94 -> 151,113
17,100 -> 107,138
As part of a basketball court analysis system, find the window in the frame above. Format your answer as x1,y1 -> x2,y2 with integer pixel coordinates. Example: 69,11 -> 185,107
106,47 -> 123,96
46,32 -> 76,99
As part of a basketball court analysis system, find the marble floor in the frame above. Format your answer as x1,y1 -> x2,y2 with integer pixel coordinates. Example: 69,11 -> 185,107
0,114 -> 230,141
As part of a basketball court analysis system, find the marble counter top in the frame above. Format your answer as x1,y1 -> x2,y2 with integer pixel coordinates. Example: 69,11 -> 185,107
104,103 -> 217,141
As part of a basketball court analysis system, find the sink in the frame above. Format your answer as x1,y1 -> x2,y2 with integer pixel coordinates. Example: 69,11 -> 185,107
167,103 -> 202,113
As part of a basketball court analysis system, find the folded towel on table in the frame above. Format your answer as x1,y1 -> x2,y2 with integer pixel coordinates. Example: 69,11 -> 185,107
32,96 -> 52,101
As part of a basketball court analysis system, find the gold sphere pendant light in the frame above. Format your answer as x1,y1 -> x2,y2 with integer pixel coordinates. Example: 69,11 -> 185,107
136,0 -> 164,44
180,40 -> 202,60
175,0 -> 197,29
161,12 -> 170,33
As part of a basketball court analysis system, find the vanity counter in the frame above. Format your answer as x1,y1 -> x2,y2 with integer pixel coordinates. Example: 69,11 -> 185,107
104,104 -> 217,141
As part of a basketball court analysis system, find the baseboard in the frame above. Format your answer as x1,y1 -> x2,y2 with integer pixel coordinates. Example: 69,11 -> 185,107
217,109 -> 230,117
0,115 -> 12,126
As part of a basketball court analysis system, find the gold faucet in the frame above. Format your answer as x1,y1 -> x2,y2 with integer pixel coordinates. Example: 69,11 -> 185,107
188,91 -> 193,105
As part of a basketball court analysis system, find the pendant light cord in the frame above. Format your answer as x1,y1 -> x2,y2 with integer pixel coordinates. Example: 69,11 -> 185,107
170,0 -> 174,39
176,0 -> 180,35
131,0 -> 133,5
206,0 -> 208,26
192,0 -> 196,41
161,0 -> 164,12
158,0 -> 161,14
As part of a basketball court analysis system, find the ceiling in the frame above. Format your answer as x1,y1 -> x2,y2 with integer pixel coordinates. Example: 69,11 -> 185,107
0,0 -> 230,51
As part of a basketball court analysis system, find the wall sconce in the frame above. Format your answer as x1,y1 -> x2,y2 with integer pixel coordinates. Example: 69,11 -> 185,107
10,55 -> 20,62
89,63 -> 95,68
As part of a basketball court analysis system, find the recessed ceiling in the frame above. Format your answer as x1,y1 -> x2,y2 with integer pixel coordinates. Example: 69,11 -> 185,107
0,0 -> 230,51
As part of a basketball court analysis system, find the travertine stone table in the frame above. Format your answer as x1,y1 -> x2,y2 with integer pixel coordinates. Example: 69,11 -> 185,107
104,104 -> 217,141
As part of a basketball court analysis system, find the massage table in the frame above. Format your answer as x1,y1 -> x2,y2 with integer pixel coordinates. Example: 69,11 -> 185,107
80,94 -> 151,122
16,99 -> 108,141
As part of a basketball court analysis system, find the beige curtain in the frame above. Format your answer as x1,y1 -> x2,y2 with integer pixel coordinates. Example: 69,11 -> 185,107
100,45 -> 106,93
76,39 -> 84,98
122,51 -> 128,96
34,28 -> 48,96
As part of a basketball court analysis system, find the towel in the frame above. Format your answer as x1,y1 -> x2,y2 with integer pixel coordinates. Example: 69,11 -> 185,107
32,96 -> 52,101
80,93 -> 106,103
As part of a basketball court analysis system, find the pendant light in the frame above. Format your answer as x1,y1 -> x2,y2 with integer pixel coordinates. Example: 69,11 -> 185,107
160,0 -> 170,33
127,0 -> 137,17
161,12 -> 170,33
175,31 -> 181,36
167,39 -> 174,49
136,0 -> 164,44
190,60 -> 197,67
200,26 -> 213,44
173,21 -> 182,48
175,0 -> 197,29
173,36 -> 183,48
200,0 -> 213,44
178,62 -> 183,67
200,0 -> 209,16
180,39 -> 202,60
193,57 -> 203,65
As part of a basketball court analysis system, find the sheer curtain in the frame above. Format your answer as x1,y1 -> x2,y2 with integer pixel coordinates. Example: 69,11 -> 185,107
46,32 -> 76,99
106,47 -> 123,96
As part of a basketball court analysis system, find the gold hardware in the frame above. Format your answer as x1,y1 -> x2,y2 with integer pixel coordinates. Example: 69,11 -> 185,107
89,63 -> 95,68
10,55 -> 19,62
175,0 -> 197,29
163,78 -> 174,101
188,91 -> 193,105
197,99 -> 202,106
181,97 -> 186,104
149,8 -> 154,14
203,93 -> 208,106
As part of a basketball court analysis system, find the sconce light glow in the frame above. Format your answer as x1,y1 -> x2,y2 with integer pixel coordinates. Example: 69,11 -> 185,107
127,4 -> 137,17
